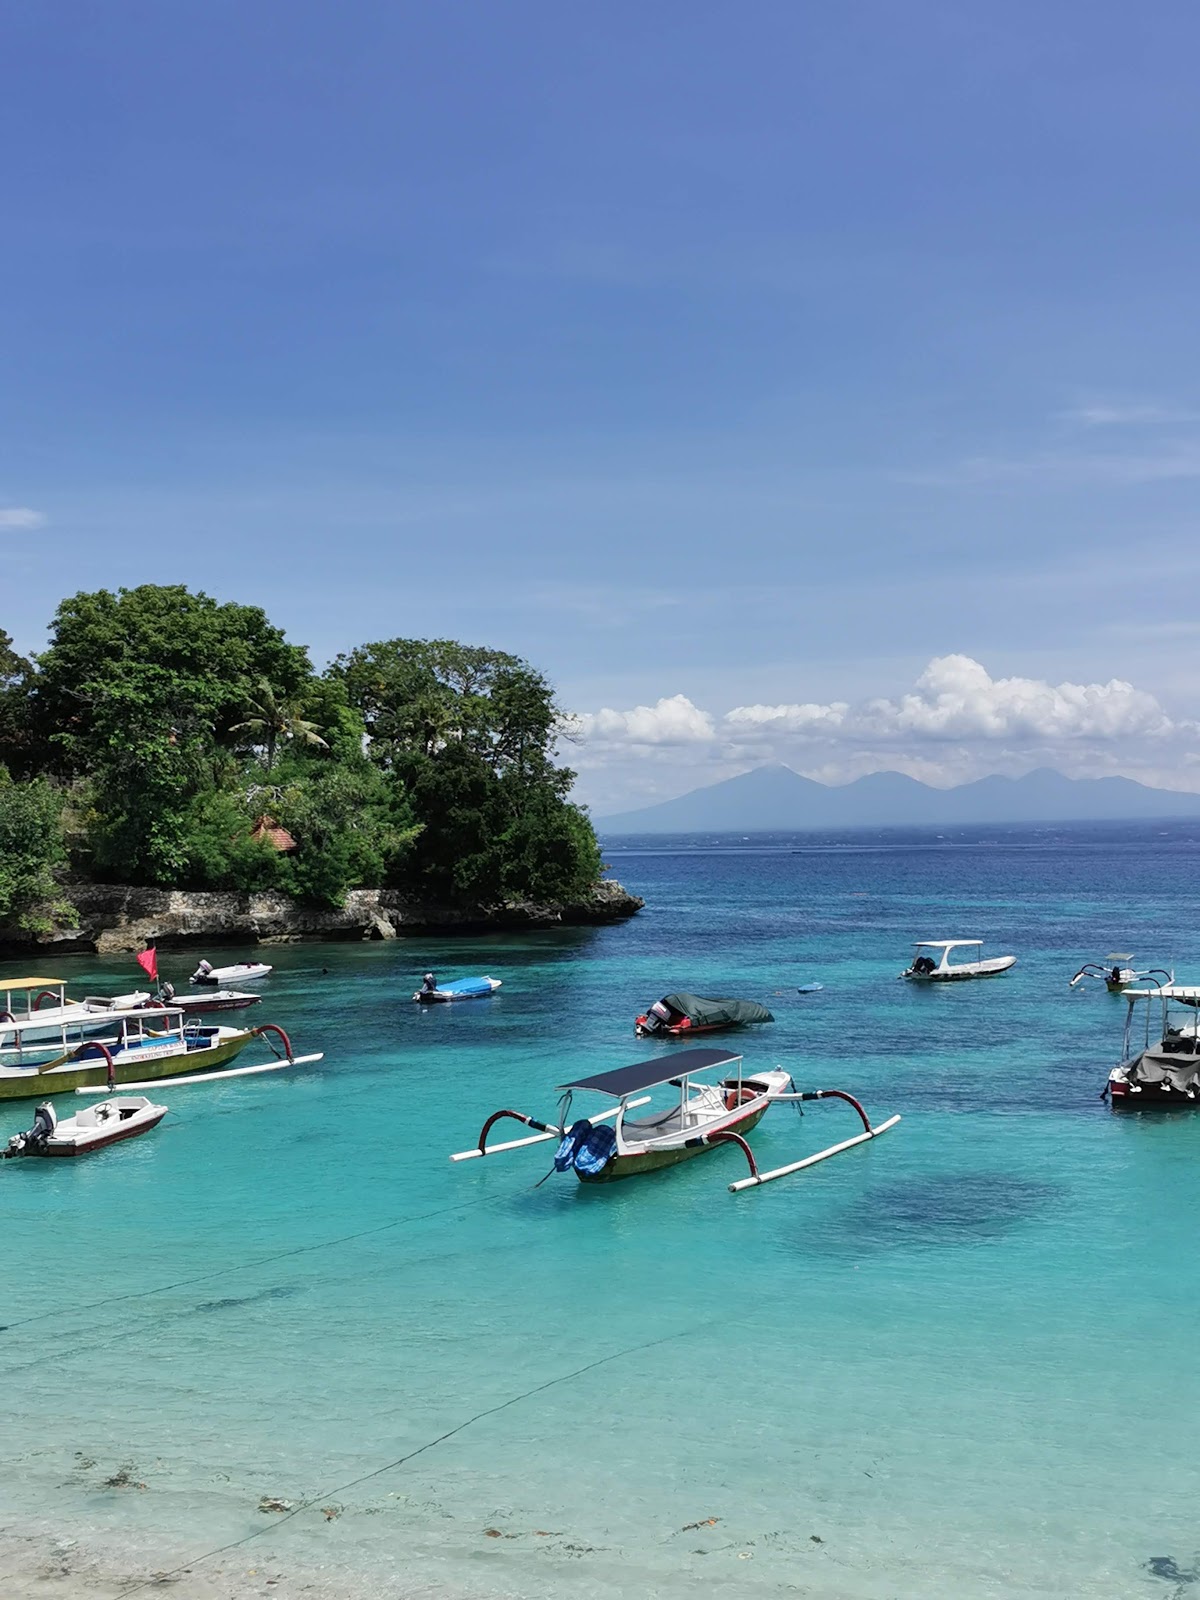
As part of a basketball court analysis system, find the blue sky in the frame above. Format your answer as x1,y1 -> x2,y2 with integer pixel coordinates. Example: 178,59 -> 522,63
5,2 -> 1200,810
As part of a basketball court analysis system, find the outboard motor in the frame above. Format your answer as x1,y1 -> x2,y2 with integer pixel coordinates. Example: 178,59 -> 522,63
5,1101 -> 57,1158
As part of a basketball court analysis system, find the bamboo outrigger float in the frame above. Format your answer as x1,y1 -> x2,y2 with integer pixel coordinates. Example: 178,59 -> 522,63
451,1046 -> 899,1192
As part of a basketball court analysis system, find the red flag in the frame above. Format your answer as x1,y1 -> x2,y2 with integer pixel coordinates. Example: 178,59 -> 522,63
136,947 -> 158,982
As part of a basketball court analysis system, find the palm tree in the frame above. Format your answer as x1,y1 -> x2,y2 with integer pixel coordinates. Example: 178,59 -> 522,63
231,681 -> 328,771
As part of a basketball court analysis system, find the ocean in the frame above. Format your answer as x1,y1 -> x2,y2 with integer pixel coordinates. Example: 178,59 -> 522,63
2,822 -> 1199,1599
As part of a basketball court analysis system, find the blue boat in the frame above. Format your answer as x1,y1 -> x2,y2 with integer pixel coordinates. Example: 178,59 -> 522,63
413,976 -> 502,1004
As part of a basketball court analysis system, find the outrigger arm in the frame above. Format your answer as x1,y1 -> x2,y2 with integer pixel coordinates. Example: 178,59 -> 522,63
722,1088 -> 900,1192
451,1096 -> 653,1162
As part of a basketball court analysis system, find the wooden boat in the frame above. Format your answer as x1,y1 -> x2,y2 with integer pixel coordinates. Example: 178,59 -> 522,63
4,1096 -> 167,1158
0,977 -> 152,1053
1069,955 -> 1172,993
0,1005 -> 321,1102
901,940 -> 1016,982
634,992 -> 774,1038
191,961 -> 273,986
413,976 -> 502,1003
452,1046 -> 899,1192
1107,982 -> 1200,1109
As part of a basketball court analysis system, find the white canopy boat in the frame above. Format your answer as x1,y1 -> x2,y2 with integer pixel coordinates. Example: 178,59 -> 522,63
452,1045 -> 899,1192
190,961 -> 273,987
1107,984 -> 1200,1108
1069,955 -> 1172,993
901,940 -> 1016,982
4,1096 -> 168,1158
0,977 -> 152,1054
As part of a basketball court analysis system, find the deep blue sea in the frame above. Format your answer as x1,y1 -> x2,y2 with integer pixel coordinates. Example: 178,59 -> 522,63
3,822 -> 1200,1599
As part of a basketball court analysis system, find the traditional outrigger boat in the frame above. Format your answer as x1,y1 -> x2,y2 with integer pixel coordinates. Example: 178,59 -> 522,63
1107,981 -> 1200,1109
0,977 -> 152,1054
634,992 -> 774,1038
901,940 -> 1016,982
0,1003 -> 321,1103
1069,955 -> 1172,993
451,1046 -> 899,1192
4,1096 -> 168,1158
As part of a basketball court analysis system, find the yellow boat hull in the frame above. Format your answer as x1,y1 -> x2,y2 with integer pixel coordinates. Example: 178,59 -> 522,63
0,1031 -> 256,1102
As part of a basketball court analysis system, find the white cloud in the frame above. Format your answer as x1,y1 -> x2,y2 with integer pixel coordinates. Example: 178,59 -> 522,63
570,693 -> 716,746
713,657 -> 1175,746
0,507 -> 45,530
568,656 -> 1195,809
1059,402 -> 1200,429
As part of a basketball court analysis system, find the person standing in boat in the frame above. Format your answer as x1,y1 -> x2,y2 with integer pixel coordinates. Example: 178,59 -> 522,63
420,972 -> 438,996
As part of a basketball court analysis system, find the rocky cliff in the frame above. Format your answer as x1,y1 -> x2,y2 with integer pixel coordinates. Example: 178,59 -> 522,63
0,880 -> 644,956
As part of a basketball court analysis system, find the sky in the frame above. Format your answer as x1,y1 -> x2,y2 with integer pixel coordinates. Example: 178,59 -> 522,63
5,1 -> 1200,814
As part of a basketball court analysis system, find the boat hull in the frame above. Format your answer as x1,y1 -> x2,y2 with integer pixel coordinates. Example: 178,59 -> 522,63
904,958 -> 1016,982
0,1032 -> 255,1102
577,1102 -> 771,1182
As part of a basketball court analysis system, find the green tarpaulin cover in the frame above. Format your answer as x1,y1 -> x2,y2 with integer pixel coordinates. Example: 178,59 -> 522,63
659,992 -> 774,1027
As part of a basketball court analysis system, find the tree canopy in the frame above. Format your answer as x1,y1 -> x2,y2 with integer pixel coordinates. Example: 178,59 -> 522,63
0,588 -> 601,920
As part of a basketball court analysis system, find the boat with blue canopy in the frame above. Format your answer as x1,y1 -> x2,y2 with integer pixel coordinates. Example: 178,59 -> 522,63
451,1046 -> 899,1192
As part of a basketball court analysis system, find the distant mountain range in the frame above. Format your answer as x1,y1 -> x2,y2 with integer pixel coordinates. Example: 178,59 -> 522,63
598,764 -> 1200,833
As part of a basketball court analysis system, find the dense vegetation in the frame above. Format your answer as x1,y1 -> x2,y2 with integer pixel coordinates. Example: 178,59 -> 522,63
0,588 -> 601,928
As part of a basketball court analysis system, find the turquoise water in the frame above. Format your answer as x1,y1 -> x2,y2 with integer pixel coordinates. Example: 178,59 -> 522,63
3,827 -> 1200,1598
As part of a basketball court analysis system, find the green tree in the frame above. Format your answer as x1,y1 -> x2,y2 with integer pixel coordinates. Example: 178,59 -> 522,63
331,638 -> 601,905
29,586 -> 313,884
0,627 -> 35,775
0,775 -> 71,932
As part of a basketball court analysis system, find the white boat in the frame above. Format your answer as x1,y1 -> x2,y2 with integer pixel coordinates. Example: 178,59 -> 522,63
4,1096 -> 168,1158
1069,955 -> 1172,993
0,977 -> 152,1054
1108,983 -> 1200,1108
901,940 -> 1016,982
191,961 -> 273,986
452,1045 -> 900,1192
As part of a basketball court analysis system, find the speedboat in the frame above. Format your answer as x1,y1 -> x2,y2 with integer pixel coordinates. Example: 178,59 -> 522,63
634,992 -> 774,1038
452,1046 -> 899,1192
1107,982 -> 1200,1109
901,940 -> 1016,982
4,1096 -> 168,1158
191,961 -> 273,986
1069,955 -> 1172,993
413,976 -> 502,1004
158,986 -> 263,1014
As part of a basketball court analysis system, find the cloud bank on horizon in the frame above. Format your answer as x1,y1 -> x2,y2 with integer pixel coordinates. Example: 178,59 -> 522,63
568,656 -> 1200,813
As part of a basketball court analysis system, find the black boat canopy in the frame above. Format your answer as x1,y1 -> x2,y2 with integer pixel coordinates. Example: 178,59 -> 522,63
658,992 -> 774,1028
559,1046 -> 744,1098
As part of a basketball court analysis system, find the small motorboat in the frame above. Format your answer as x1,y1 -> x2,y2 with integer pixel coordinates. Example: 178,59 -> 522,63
190,961 -> 273,987
901,940 -> 1016,982
1069,955 -> 1172,993
413,976 -> 502,1004
4,1096 -> 168,1158
158,984 -> 263,1014
452,1046 -> 899,1192
634,992 -> 774,1038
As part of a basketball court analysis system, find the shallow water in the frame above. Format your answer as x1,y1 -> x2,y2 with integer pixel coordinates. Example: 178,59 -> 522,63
3,826 -> 1199,1598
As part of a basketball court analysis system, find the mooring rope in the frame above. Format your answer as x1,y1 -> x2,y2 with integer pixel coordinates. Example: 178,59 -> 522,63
113,1324 -> 708,1598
